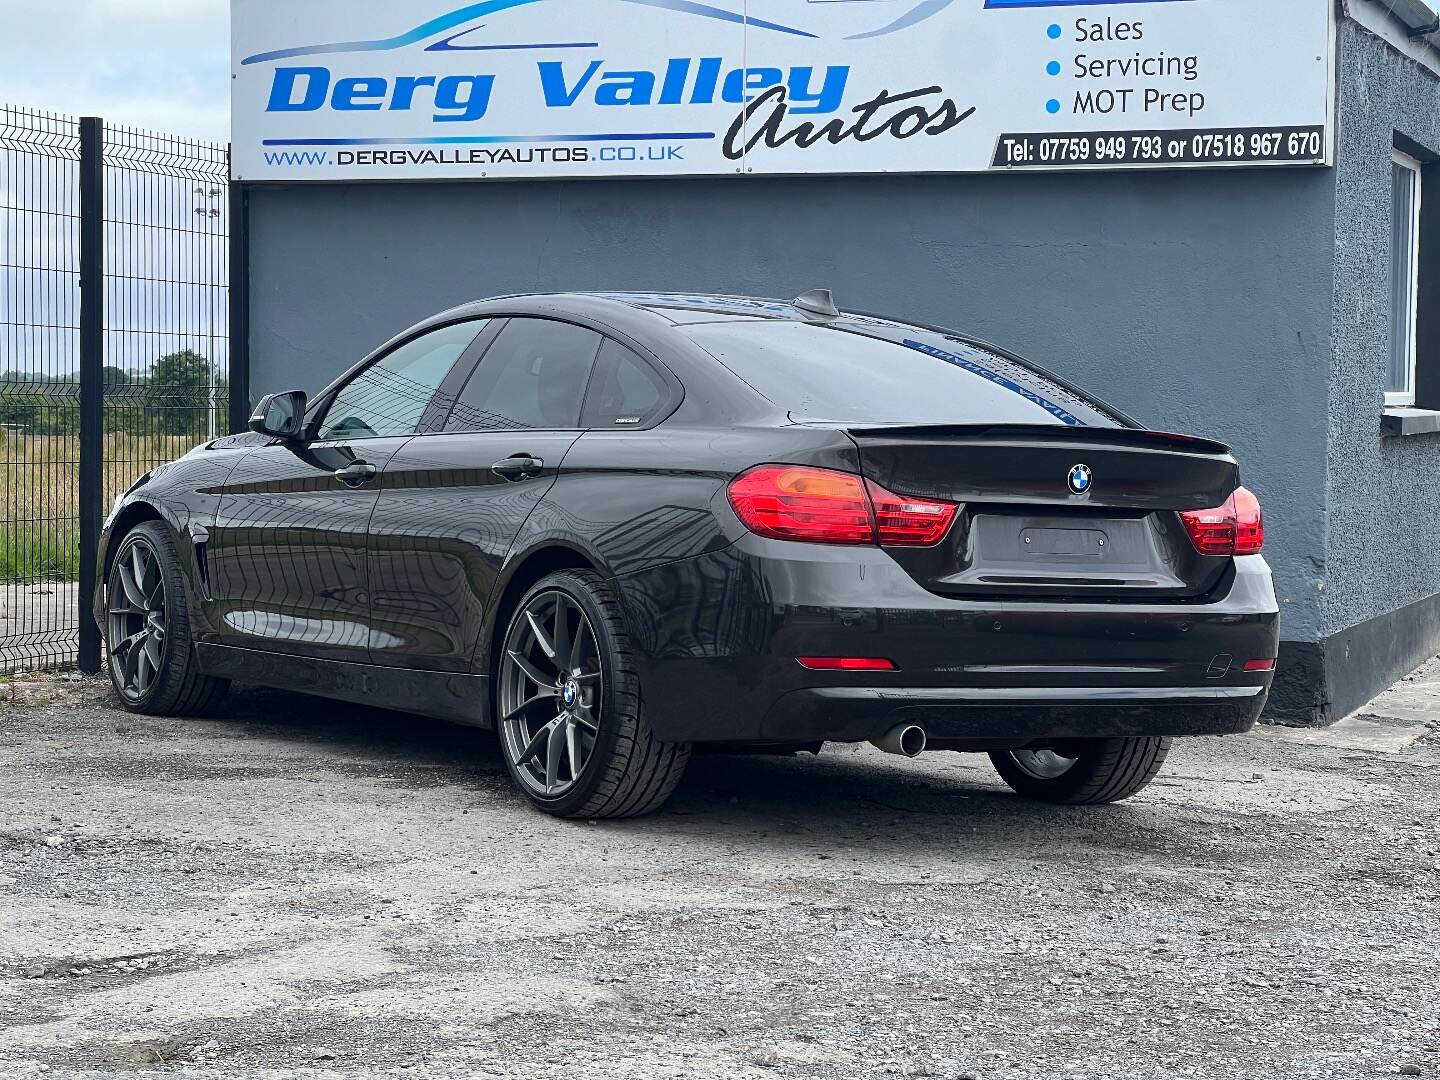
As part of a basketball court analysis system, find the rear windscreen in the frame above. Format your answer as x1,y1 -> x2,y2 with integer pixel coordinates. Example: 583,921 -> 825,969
682,319 -> 1120,427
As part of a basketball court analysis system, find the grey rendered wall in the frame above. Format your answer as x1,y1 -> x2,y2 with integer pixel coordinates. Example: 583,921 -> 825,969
1320,20 -> 1440,713
246,163 -> 1335,645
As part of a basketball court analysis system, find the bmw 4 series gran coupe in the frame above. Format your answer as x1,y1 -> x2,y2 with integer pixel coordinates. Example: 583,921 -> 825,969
94,291 -> 1279,818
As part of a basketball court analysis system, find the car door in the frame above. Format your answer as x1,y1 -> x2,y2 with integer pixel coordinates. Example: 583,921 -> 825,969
364,317 -> 605,671
205,319 -> 490,661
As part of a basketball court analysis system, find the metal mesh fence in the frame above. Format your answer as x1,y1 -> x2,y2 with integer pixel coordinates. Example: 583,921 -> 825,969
101,119 -> 230,547
0,106 -> 230,672
0,107 -> 81,670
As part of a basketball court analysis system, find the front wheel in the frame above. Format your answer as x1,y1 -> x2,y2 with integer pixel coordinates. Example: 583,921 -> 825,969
495,569 -> 690,819
989,737 -> 1172,804
105,521 -> 229,716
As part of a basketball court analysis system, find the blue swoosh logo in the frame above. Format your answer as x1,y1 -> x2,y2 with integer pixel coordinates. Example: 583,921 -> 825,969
425,24 -> 599,51
845,0 -> 957,40
241,0 -> 815,66
847,0 -> 1195,39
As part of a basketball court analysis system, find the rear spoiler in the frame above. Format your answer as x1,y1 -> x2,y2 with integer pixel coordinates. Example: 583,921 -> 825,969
842,424 -> 1234,460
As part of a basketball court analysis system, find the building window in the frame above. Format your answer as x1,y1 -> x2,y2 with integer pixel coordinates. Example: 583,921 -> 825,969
1389,149 -> 1424,406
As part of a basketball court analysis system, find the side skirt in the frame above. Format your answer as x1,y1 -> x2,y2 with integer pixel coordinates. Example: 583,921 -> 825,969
194,643 -> 492,728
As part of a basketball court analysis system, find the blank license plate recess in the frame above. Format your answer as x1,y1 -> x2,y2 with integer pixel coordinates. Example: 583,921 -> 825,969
1021,527 -> 1108,556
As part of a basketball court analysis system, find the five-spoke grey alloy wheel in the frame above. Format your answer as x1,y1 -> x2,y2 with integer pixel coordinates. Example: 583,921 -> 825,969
494,569 -> 690,818
107,535 -> 168,701
104,521 -> 229,717
499,588 -> 603,799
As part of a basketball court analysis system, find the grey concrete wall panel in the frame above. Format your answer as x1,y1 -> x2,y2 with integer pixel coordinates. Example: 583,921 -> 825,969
247,167 -> 1335,651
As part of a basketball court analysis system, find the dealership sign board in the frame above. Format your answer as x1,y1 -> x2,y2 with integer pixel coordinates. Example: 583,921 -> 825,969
231,0 -> 1334,182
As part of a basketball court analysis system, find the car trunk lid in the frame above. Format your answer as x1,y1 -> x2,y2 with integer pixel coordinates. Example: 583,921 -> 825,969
846,424 -> 1240,600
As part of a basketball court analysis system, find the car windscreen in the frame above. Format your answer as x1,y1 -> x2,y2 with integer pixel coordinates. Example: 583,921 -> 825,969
681,319 -> 1120,427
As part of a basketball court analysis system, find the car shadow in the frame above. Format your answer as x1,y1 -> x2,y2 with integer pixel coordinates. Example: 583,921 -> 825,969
202,686 -> 1185,858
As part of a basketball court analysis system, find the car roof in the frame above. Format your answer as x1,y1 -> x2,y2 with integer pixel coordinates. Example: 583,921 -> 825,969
590,291 -> 841,324
439,290 -> 895,328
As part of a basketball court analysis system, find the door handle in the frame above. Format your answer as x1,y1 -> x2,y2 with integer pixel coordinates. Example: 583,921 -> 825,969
333,462 -> 378,487
491,454 -> 544,481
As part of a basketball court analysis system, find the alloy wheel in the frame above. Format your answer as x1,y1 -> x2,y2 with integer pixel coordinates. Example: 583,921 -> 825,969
107,537 -> 167,701
499,590 -> 603,798
1006,747 -> 1079,781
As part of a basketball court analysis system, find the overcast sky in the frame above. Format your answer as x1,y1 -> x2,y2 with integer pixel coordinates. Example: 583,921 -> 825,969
1,0 -> 229,141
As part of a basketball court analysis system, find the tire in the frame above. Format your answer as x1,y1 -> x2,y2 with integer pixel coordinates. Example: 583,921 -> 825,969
989,737 -> 1172,805
104,520 -> 230,716
494,569 -> 690,819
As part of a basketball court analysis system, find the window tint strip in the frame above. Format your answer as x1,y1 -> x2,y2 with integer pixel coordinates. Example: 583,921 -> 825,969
900,339 -> 1085,426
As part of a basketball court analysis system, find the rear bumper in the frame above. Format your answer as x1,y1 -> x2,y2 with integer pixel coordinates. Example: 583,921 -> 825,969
760,685 -> 1265,744
612,539 -> 1278,745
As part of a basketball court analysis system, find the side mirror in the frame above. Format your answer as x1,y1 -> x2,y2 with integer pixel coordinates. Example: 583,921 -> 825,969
248,390 -> 308,441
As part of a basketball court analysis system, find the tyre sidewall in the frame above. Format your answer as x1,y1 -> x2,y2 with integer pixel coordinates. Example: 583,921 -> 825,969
990,747 -> 1094,803
106,523 -> 183,711
495,571 -> 634,818
990,737 -> 1171,805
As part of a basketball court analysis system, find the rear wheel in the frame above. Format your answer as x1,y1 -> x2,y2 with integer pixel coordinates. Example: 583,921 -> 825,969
496,570 -> 689,819
989,737 -> 1172,804
105,521 -> 229,716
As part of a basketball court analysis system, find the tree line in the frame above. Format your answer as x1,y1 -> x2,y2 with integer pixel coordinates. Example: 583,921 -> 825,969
0,350 -> 227,437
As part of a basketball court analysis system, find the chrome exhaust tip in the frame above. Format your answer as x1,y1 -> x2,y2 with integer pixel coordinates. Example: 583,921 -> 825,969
870,723 -> 927,758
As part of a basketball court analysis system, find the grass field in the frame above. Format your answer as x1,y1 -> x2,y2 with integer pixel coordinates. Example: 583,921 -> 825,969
0,432 -> 200,583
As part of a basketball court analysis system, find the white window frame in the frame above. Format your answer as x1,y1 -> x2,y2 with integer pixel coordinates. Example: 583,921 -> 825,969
1389,149 -> 1423,407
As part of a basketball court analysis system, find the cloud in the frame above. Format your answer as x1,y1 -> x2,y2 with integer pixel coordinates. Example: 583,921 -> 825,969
0,0 -> 229,141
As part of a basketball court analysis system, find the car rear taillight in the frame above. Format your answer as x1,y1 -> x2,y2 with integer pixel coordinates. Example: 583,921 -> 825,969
1179,486 -> 1264,556
1232,487 -> 1264,554
726,466 -> 874,544
866,481 -> 958,546
727,465 -> 957,547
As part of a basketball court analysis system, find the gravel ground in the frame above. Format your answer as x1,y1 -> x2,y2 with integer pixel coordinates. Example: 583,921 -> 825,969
1,666 -> 1438,1080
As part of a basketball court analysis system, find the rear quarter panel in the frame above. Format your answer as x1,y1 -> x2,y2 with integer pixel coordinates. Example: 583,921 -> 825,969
484,424 -> 861,669
515,425 -> 863,576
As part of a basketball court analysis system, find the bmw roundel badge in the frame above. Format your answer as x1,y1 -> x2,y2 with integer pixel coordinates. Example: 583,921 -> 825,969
1067,464 -> 1093,495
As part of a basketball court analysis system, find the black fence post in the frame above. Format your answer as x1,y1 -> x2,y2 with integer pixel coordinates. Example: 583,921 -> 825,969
77,116 -> 104,674
228,177 -> 251,434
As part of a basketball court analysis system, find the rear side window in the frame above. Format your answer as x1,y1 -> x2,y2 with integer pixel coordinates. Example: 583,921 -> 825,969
446,318 -> 602,432
581,340 -> 670,428
317,320 -> 484,440
682,320 -> 1117,427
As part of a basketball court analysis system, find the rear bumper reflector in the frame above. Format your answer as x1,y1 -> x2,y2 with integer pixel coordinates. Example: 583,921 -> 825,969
796,656 -> 898,672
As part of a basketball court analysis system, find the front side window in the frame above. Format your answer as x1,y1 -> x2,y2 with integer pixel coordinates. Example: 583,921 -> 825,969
446,318 -> 602,432
317,320 -> 484,440
1389,150 -> 1423,406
